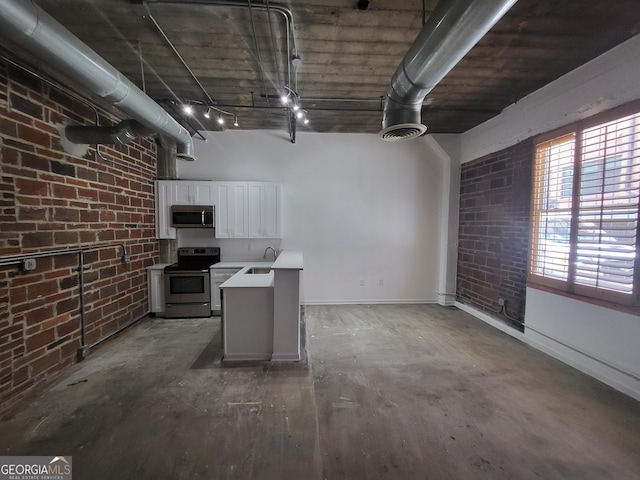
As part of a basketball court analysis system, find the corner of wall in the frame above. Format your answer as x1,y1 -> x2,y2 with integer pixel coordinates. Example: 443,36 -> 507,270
424,135 -> 461,306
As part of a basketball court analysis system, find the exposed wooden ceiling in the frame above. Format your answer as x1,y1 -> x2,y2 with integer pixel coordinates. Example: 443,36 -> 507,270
6,0 -> 640,137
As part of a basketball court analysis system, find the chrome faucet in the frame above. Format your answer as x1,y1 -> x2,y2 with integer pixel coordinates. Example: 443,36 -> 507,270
263,246 -> 277,260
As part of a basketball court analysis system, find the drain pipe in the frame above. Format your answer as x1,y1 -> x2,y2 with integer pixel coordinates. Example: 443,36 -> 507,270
0,0 -> 197,161
379,0 -> 517,141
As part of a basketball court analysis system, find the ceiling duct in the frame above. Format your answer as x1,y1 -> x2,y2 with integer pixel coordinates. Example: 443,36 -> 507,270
0,0 -> 197,161
379,0 -> 517,141
64,120 -> 156,146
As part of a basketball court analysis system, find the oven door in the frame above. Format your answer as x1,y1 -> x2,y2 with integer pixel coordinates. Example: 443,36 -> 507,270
164,270 -> 211,304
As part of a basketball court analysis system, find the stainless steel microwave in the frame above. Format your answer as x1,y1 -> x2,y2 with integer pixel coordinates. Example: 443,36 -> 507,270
170,205 -> 215,229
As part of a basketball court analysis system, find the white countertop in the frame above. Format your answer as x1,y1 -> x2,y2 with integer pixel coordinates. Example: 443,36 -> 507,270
219,265 -> 274,288
212,261 -> 272,269
272,251 -> 304,270
146,263 -> 172,271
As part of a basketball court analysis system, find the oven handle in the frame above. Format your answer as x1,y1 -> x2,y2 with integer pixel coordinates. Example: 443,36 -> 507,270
201,210 -> 205,226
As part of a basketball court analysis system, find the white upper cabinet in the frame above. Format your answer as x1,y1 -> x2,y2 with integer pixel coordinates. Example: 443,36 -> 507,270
155,180 -> 215,239
156,180 -> 280,239
248,182 -> 281,238
155,180 -> 177,239
216,181 -> 281,239
215,182 -> 249,238
172,181 -> 216,205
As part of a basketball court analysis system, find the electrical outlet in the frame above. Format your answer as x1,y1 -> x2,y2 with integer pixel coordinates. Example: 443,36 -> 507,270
21,258 -> 36,271
379,279 -> 384,286
122,254 -> 131,264
359,279 -> 365,287
498,297 -> 505,306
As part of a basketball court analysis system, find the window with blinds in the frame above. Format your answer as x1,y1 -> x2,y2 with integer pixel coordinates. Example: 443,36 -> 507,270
529,105 -> 640,306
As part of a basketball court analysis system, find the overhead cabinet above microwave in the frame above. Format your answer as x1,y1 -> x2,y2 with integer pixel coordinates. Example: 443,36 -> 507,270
155,180 -> 280,240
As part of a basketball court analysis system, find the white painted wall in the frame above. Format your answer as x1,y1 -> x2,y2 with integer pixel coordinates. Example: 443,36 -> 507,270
179,131 -> 444,304
525,288 -> 640,400
456,34 -> 640,400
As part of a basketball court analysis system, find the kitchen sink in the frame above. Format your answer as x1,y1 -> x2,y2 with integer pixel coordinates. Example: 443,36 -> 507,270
245,267 -> 272,274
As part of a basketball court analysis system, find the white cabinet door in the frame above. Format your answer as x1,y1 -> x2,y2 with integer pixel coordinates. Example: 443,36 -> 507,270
155,181 -> 176,239
263,182 -> 281,238
248,182 -> 265,238
191,181 -> 216,205
172,181 -> 215,205
147,268 -> 165,315
211,268 -> 241,313
172,181 -> 192,204
248,182 -> 281,238
215,182 -> 249,238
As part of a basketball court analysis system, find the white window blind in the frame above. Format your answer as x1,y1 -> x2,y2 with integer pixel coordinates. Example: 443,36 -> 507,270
530,133 -> 575,284
530,108 -> 640,306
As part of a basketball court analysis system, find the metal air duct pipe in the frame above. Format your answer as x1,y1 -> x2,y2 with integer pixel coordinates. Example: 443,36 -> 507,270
64,119 -> 156,146
0,0 -> 196,160
379,0 -> 517,141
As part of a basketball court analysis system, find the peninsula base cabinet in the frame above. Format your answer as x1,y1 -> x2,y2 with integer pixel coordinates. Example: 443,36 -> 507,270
222,286 -> 274,361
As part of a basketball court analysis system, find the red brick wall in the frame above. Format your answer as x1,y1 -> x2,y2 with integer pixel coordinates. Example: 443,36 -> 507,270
457,140 -> 533,327
0,64 -> 159,408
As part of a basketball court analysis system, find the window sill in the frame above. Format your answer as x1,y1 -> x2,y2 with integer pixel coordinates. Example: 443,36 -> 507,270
526,281 -> 640,317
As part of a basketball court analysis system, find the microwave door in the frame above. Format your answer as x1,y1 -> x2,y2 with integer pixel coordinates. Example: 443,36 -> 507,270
173,210 -> 203,227
171,206 -> 215,228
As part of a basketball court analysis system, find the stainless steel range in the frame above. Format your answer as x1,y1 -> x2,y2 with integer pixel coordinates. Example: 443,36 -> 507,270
164,247 -> 220,318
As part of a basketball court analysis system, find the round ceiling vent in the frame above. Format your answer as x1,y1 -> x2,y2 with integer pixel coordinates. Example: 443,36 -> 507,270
378,123 -> 427,141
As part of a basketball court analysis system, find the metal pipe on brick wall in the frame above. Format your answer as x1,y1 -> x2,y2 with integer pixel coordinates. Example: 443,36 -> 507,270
0,0 -> 196,160
0,243 -> 148,359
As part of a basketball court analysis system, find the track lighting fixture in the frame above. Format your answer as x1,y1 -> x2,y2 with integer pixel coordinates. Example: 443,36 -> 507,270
172,100 -> 239,127
282,85 -> 310,126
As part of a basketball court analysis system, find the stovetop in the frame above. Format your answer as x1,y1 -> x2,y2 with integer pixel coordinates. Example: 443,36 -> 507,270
164,247 -> 220,272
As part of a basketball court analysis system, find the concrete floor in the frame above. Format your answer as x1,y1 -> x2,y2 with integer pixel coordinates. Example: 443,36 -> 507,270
1,304 -> 639,479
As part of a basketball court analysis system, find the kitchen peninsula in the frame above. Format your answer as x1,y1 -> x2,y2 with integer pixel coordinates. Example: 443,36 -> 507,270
220,251 -> 303,361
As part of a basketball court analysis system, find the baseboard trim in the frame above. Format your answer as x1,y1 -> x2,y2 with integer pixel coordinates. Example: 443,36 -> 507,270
271,353 -> 301,361
303,299 -> 438,306
454,301 -> 640,402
